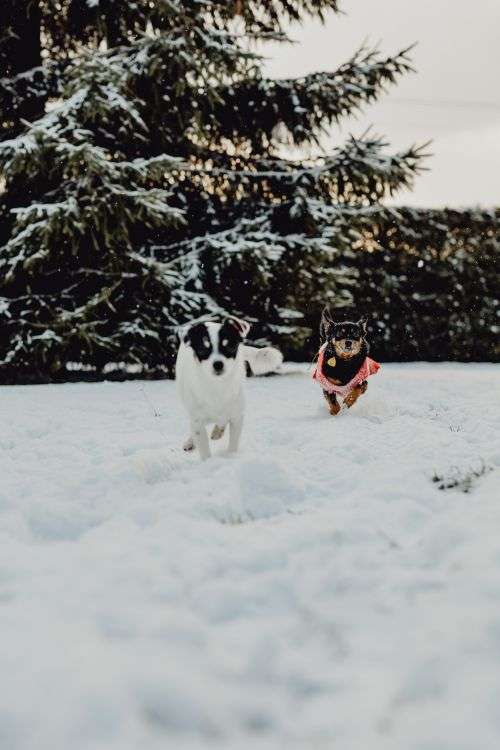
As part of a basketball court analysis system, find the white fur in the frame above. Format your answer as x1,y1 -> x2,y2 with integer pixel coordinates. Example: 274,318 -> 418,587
176,322 -> 282,460
242,345 -> 283,376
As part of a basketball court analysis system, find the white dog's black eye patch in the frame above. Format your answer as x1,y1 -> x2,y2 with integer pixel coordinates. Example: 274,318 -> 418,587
185,323 -> 213,361
218,320 -> 242,359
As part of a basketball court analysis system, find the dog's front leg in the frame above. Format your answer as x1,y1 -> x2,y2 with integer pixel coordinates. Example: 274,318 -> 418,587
228,415 -> 243,454
323,390 -> 341,415
191,420 -> 210,460
344,380 -> 368,408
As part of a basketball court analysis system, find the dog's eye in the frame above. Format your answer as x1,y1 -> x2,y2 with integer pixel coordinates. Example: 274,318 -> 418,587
221,339 -> 228,346
203,339 -> 210,348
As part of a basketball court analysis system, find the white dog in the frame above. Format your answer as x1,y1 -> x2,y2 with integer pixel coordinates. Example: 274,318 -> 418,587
176,318 -> 283,460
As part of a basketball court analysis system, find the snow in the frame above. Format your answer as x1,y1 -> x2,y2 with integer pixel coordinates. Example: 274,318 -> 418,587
1,363 -> 499,750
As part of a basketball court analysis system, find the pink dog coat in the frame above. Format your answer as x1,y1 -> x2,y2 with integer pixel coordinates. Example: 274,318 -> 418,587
312,344 -> 380,397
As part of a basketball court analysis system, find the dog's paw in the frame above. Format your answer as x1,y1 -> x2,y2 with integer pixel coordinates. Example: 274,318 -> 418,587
329,401 -> 341,415
211,424 -> 226,441
344,391 -> 357,408
344,381 -> 368,408
344,387 -> 365,408
183,437 -> 194,451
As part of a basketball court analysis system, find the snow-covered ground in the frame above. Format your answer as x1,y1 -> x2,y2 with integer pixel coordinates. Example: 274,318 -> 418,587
1,363 -> 499,750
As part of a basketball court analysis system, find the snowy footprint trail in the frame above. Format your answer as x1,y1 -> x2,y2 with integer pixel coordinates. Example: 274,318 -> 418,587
0,364 -> 499,750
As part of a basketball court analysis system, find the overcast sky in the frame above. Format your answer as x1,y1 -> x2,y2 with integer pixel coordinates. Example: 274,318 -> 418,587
263,0 -> 500,207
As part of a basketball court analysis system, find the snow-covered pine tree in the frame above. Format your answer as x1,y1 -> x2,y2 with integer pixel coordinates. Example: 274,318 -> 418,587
0,0 -> 425,381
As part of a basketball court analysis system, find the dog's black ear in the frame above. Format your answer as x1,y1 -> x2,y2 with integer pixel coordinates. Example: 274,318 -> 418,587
181,325 -> 191,344
322,306 -> 333,324
357,317 -> 368,334
182,323 -> 194,344
225,317 -> 251,339
320,306 -> 334,341
182,322 -> 202,345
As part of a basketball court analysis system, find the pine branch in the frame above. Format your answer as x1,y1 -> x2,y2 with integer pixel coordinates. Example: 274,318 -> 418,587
205,45 -> 415,150
181,134 -> 428,206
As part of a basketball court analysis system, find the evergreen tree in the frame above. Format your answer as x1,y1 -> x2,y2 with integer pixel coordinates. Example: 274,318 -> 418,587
0,0 -> 426,381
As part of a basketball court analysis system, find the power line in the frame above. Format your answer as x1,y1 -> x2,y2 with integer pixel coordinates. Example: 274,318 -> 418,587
390,97 -> 500,110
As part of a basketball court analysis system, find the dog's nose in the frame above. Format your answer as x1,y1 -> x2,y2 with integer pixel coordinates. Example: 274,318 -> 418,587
213,360 -> 224,374
345,340 -> 352,349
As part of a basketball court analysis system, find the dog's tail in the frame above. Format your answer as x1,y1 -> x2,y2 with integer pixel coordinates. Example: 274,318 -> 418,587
241,345 -> 283,375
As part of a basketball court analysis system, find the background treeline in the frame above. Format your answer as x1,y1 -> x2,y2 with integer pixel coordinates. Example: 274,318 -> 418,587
1,1 -> 498,384
201,206 -> 500,365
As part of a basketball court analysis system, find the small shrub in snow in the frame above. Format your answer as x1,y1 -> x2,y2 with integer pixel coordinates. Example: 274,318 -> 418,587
432,461 -> 493,493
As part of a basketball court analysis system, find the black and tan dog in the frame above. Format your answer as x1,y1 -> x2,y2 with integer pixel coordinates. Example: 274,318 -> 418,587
312,308 -> 380,415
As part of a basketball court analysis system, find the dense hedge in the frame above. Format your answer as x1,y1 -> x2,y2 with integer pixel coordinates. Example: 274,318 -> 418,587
210,206 -> 500,365
344,207 -> 499,363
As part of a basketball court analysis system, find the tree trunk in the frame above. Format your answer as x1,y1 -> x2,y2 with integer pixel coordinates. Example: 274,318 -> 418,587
104,1 -> 122,48
10,0 -> 42,75
4,0 -> 44,124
